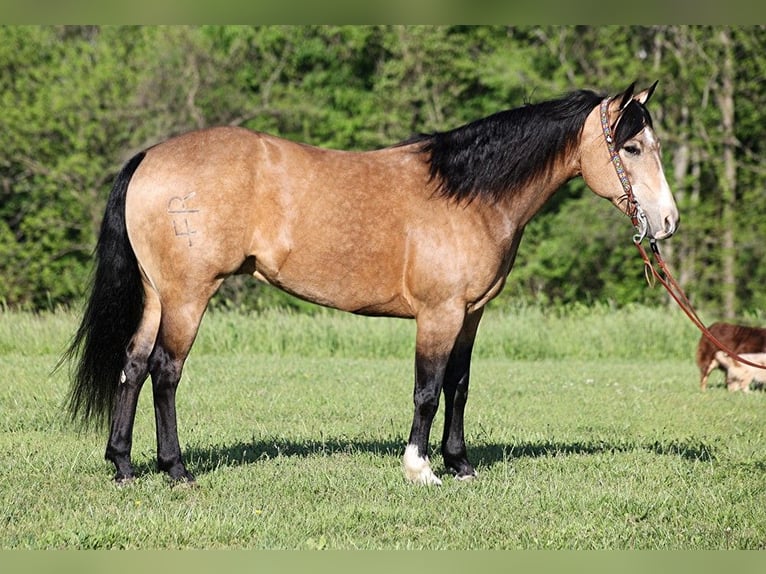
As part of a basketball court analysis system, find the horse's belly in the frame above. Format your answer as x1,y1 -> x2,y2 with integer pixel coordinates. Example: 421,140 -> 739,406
252,247 -> 413,318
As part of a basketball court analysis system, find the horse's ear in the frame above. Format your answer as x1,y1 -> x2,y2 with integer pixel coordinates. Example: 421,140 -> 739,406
634,81 -> 658,106
617,82 -> 636,111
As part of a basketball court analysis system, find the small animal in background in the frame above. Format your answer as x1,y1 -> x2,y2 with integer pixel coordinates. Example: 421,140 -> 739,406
713,351 -> 766,392
696,322 -> 766,390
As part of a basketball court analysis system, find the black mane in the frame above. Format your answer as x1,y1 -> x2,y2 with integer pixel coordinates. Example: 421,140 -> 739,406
407,89 -> 653,203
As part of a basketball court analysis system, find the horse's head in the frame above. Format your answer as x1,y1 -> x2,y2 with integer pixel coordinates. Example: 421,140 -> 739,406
580,82 -> 679,241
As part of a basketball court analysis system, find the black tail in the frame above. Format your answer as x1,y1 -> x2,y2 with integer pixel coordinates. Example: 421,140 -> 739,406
62,151 -> 147,429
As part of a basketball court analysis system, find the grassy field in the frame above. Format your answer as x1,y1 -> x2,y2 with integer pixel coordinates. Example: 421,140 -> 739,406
1,305 -> 765,549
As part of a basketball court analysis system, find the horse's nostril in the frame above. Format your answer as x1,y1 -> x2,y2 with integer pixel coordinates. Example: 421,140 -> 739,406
665,215 -> 678,235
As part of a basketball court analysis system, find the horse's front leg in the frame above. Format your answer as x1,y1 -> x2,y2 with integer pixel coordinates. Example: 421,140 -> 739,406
441,308 -> 483,480
403,306 -> 465,486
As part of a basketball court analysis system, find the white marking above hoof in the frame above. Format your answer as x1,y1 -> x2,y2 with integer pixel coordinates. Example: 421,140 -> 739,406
403,444 -> 442,486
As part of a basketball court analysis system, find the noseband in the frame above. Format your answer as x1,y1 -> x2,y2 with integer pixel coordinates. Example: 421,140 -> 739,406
599,98 -> 649,244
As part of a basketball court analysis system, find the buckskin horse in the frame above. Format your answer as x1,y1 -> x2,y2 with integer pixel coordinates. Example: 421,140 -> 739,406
63,82 -> 678,486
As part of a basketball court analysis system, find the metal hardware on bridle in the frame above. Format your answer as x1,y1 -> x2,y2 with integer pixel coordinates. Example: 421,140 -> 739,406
599,96 -> 766,372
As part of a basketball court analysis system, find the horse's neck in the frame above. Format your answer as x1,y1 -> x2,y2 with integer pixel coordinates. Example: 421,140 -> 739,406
499,156 -> 580,230
464,160 -> 578,274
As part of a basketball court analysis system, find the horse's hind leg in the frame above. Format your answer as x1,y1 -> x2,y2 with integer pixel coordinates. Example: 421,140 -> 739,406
105,287 -> 161,482
148,291 -> 217,483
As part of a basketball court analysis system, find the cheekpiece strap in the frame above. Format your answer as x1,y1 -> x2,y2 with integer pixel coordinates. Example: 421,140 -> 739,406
599,97 -> 646,242
599,98 -> 634,199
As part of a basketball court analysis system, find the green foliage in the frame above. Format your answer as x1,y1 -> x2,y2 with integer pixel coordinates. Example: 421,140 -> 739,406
1,26 -> 764,316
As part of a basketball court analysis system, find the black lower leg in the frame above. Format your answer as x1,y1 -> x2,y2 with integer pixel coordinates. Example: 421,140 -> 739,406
407,353 -> 446,458
150,346 -> 194,482
441,373 -> 475,478
105,359 -> 147,482
440,311 -> 482,479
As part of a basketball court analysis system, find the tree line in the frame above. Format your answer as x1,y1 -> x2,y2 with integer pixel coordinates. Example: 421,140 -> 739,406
1,25 -> 764,319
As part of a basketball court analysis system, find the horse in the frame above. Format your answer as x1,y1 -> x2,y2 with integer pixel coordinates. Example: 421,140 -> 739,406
62,82 -> 678,486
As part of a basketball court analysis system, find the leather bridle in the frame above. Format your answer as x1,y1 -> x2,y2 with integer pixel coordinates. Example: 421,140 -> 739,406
599,98 -> 649,244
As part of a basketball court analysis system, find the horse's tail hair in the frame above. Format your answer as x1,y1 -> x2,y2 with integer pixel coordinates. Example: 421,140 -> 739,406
61,151 -> 147,429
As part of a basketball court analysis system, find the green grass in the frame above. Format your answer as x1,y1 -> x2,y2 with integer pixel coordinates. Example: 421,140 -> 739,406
1,306 -> 765,549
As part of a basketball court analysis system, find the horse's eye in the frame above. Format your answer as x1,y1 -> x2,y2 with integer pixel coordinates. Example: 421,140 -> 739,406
623,145 -> 641,156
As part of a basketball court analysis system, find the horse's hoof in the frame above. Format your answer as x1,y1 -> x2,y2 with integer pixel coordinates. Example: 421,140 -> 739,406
404,464 -> 443,486
403,445 -> 443,486
413,470 -> 443,486
454,470 -> 478,482
114,475 -> 135,487
171,478 -> 198,489
167,471 -> 197,488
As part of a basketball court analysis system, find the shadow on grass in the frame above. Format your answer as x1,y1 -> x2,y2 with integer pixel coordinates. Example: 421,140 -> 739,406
156,435 -> 717,479
477,438 -> 716,463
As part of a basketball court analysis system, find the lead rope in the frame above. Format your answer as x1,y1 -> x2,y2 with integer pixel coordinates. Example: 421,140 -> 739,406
599,98 -> 766,371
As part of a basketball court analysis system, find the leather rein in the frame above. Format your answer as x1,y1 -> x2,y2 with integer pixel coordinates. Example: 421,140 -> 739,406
599,98 -> 766,371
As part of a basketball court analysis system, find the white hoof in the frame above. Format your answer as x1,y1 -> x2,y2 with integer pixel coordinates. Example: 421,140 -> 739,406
403,444 -> 442,485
